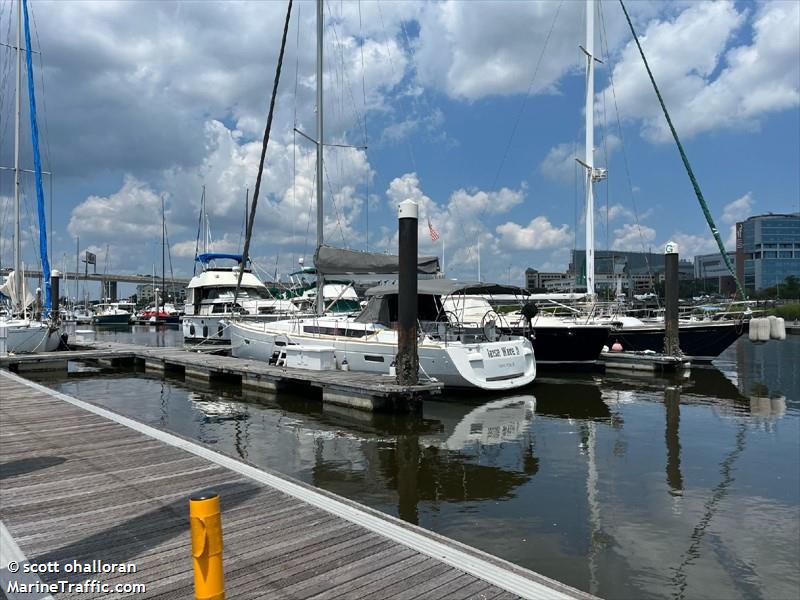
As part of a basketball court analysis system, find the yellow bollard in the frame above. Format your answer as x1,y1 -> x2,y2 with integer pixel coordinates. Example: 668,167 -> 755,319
189,491 -> 225,600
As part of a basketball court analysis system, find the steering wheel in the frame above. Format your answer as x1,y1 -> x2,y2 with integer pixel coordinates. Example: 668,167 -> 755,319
481,310 -> 501,341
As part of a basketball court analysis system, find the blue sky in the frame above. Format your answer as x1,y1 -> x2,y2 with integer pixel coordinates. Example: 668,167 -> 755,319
0,0 -> 798,293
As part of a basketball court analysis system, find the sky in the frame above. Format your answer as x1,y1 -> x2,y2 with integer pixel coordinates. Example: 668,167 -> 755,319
0,0 -> 798,294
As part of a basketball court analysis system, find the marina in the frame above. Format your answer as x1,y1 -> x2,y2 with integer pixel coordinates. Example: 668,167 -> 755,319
0,369 -> 589,600
0,330 -> 796,599
0,339 -> 442,412
0,0 -> 798,598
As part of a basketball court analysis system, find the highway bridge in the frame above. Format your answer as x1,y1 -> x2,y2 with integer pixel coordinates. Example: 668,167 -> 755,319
0,267 -> 191,286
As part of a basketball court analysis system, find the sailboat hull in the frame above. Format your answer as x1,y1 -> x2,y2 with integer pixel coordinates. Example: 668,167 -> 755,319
92,314 -> 131,326
229,320 -> 537,391
526,324 -> 609,366
608,321 -> 746,362
0,320 -> 61,353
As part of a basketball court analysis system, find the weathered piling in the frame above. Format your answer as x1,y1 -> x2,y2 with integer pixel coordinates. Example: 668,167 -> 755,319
663,241 -> 681,357
396,199 -> 419,386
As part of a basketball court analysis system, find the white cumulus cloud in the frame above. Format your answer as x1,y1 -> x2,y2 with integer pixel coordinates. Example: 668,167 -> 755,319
496,217 -> 571,251
611,223 -> 657,251
604,1 -> 799,141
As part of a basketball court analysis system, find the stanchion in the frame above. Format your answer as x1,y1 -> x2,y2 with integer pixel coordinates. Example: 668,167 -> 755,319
189,491 -> 225,600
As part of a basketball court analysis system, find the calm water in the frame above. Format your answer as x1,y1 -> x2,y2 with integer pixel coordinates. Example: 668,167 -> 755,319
33,331 -> 799,600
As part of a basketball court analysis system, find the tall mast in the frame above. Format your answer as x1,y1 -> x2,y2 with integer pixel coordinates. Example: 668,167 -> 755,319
315,0 -> 324,314
584,0 -> 595,300
13,0 -> 21,307
202,185 -> 208,254
161,194 -> 166,310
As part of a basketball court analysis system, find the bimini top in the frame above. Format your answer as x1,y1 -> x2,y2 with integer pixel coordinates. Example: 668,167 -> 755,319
365,280 -> 530,298
196,253 -> 244,264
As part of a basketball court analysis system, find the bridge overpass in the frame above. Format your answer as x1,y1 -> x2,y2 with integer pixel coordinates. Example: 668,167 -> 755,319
1,268 -> 191,286
1,268 -> 191,302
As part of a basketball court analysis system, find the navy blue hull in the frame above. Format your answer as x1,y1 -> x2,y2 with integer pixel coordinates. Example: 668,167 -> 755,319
608,321 -> 745,361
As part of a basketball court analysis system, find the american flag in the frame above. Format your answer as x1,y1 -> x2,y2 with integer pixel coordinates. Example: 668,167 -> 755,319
427,217 -> 440,242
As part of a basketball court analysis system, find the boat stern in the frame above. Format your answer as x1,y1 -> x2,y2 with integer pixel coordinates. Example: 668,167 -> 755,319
446,337 -> 536,390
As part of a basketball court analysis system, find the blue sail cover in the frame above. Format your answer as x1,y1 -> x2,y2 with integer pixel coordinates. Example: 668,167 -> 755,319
23,0 -> 50,312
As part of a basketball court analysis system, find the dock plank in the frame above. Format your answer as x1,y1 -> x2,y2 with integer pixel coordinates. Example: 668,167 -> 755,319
0,370 -> 591,600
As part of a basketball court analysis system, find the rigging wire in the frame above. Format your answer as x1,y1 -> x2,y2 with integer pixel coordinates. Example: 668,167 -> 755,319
573,141 -> 580,289
192,186 -> 204,275
599,0 -> 657,298
0,0 -> 16,265
234,0 -> 293,306
292,1 -> 301,272
325,1 -> 368,250
358,0 -> 369,252
465,0 -> 565,269
618,0 -> 745,300
489,0 -> 565,192
28,3 -> 50,171
322,158 -> 347,246
376,0 -> 417,174
302,168 -> 316,265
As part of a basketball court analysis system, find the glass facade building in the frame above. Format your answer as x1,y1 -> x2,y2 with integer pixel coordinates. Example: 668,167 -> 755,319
736,213 -> 800,291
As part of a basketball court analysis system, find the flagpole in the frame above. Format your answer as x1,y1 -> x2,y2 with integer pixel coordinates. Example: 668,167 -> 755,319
477,236 -> 481,282
442,237 -> 445,277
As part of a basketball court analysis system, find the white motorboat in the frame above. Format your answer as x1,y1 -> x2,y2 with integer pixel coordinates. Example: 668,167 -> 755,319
182,253 -> 301,342
229,281 -> 536,391
92,302 -> 135,325
182,253 -> 362,343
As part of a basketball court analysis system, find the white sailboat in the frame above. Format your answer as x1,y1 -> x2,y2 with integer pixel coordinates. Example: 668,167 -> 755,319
228,0 -> 535,390
0,0 -> 60,354
231,281 -> 536,391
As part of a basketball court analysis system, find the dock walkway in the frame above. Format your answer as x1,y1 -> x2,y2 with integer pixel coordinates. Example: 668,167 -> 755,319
0,341 -> 442,412
0,370 -> 591,600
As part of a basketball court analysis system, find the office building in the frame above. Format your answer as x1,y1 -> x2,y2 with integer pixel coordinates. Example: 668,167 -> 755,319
695,252 -> 737,295
135,283 -> 186,305
524,268 -> 570,291
736,213 -> 800,291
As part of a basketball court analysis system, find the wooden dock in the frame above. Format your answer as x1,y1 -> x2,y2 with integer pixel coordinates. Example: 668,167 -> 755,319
0,341 -> 442,412
0,370 -> 591,600
599,350 -> 691,373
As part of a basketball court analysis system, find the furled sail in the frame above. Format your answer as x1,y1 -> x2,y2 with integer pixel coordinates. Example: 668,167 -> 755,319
0,271 -> 34,309
313,244 -> 440,276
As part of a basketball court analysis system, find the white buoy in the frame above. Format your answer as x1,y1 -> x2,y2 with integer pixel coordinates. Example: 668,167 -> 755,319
770,316 -> 786,340
758,318 -> 771,342
749,318 -> 761,342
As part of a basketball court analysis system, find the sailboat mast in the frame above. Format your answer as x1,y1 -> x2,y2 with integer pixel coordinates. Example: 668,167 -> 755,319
584,0 -> 595,300
13,0 -> 22,306
202,185 -> 208,254
161,194 -> 166,311
315,0 -> 324,314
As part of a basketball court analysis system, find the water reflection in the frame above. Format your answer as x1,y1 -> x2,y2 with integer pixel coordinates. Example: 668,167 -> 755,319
670,423 -> 748,600
533,377 -> 612,421
30,336 -> 799,600
64,322 -> 183,347
664,386 -> 684,497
